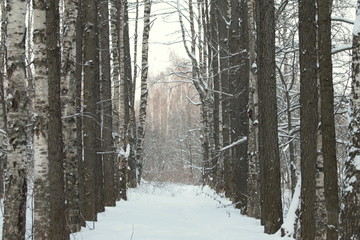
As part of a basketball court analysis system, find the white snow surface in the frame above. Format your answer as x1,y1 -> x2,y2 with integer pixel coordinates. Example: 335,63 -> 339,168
71,182 -> 294,240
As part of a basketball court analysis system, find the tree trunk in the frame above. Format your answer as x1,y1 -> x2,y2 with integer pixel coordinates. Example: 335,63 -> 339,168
99,0 -> 116,207
2,0 -> 28,238
341,2 -> 360,239
61,0 -> 82,233
229,0 -> 249,212
136,0 -> 151,185
246,0 -> 260,219
82,0 -> 99,221
317,1 -> 340,239
46,0 -> 66,238
32,1 -> 51,238
298,0 -> 318,238
0,0 -> 7,200
256,0 -> 283,233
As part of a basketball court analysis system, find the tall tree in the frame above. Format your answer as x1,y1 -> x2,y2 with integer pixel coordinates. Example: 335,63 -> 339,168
99,0 -> 116,206
32,0 -> 51,238
229,0 -> 249,212
317,0 -> 340,239
61,0 -> 82,232
256,0 -> 283,233
341,2 -> 360,239
136,0 -> 151,183
46,0 -> 66,238
298,0 -> 318,238
0,0 -> 7,200
2,0 -> 28,239
82,0 -> 100,220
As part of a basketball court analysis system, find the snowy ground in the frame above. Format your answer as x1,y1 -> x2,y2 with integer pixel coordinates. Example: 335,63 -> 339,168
71,182 -> 294,240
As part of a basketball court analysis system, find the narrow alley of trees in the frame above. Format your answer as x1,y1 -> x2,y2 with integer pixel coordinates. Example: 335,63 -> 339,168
0,0 -> 359,240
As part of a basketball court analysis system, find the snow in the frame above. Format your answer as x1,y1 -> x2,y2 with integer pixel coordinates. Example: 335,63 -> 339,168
70,182 -> 294,240
354,155 -> 360,170
353,8 -> 360,36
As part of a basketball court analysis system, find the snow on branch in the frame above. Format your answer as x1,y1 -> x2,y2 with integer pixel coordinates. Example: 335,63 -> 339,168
331,44 -> 352,54
219,137 -> 247,152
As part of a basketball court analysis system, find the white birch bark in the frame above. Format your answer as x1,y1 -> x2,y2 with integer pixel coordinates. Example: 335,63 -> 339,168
136,0 -> 151,183
2,0 -> 28,239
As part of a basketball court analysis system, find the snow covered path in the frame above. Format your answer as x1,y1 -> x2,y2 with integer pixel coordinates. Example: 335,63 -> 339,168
71,182 -> 293,240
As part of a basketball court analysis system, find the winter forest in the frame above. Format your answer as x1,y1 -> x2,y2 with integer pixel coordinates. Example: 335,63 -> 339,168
0,0 -> 359,239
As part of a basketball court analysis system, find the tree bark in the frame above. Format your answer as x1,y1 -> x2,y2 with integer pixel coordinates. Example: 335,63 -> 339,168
136,0 -> 151,185
2,0 -> 28,238
82,0 -> 99,220
256,0 -> 283,233
98,0 -> 116,207
298,0 -> 318,238
32,1 -> 51,238
46,0 -> 66,238
61,0 -> 82,232
341,2 -> 360,239
317,1 -> 340,239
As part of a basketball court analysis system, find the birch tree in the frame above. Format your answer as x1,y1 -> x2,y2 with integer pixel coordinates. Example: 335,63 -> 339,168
2,0 -> 28,238
136,0 -> 152,183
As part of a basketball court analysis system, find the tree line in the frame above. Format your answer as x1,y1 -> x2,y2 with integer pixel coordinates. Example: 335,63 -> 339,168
0,0 -> 151,239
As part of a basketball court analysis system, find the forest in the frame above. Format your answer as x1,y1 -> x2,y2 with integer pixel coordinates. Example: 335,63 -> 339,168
0,0 -> 359,239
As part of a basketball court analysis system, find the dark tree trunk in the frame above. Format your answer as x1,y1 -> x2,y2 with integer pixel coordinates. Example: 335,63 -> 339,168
256,0 -> 283,233
298,0 -> 318,238
46,0 -> 66,238
82,0 -> 100,221
317,1 -> 339,239
99,0 -> 116,207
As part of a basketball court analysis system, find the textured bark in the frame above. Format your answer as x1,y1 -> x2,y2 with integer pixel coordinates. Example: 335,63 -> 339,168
0,0 -> 7,200
229,0 -> 249,213
246,0 -> 260,219
298,0 -> 318,238
32,1 -> 50,238
317,1 -> 340,239
2,0 -> 28,239
99,0 -> 115,207
117,0 -> 127,200
82,0 -> 99,221
341,3 -> 360,239
75,0 -> 85,227
61,0 -> 82,233
256,0 -> 283,233
209,2 -> 220,189
46,0 -> 66,238
215,0 -> 232,196
136,0 -> 151,185
109,0 -> 121,197
122,0 -> 136,188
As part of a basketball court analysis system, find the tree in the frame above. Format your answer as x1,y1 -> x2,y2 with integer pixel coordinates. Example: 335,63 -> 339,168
256,0 -> 283,233
136,0 -> 152,183
82,0 -> 100,220
298,0 -> 318,238
2,0 -> 28,238
98,0 -> 116,206
341,2 -> 360,239
46,0 -> 66,237
318,0 -> 340,239
61,0 -> 83,232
